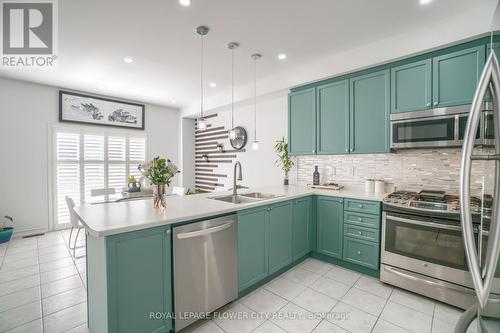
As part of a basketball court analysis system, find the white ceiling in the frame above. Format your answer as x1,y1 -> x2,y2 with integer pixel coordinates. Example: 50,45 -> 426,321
0,0 -> 498,114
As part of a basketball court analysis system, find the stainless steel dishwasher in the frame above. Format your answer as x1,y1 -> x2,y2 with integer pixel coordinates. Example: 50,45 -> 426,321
173,214 -> 238,331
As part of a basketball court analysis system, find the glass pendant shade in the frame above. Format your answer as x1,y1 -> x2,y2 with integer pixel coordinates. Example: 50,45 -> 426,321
198,118 -> 207,130
229,129 -> 237,140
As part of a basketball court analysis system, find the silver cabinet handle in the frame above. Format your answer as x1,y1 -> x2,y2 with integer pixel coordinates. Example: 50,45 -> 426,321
358,204 -> 363,208
176,222 -> 233,239
426,102 -> 431,107
345,148 -> 348,152
460,50 -> 500,310
358,231 -> 363,235
165,229 -> 171,235
357,250 -> 362,255
358,217 -> 363,222
433,101 -> 438,106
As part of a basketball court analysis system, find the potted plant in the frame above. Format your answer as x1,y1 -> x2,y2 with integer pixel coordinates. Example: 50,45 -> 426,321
216,143 -> 224,152
274,137 -> 294,185
0,216 -> 14,244
139,157 -> 179,209
127,175 -> 141,193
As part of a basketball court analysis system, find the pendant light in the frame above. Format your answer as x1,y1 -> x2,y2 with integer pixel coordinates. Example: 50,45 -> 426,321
196,26 -> 209,131
251,53 -> 262,150
228,42 -> 240,139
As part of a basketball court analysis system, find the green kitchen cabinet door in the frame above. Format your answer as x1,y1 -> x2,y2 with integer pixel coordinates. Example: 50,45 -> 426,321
289,88 -> 317,155
237,206 -> 269,292
316,196 -> 344,259
106,226 -> 172,333
268,201 -> 293,274
432,45 -> 485,108
292,197 -> 312,261
317,80 -> 350,154
391,59 -> 432,113
350,70 -> 390,154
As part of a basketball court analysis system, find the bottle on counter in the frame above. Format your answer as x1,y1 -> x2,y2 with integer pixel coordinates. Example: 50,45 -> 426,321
313,166 -> 320,185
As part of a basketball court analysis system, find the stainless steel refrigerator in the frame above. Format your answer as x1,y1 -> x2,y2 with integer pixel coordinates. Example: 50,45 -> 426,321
457,6 -> 500,332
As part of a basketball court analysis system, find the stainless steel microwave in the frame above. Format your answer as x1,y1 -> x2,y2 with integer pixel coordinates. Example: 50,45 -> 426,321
390,104 -> 494,149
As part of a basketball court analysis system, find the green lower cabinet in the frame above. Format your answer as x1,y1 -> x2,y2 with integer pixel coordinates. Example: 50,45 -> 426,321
343,236 -> 380,270
292,197 -> 312,260
237,206 -> 269,292
349,70 -> 390,154
268,201 -> 293,274
391,59 -> 432,113
316,196 -> 343,259
432,45 -> 485,108
105,226 -> 172,333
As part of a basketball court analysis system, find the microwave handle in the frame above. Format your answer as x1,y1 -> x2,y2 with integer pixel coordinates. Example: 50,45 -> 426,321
460,50 -> 500,310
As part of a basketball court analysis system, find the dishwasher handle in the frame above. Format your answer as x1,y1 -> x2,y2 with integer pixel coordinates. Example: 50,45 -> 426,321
176,221 -> 234,239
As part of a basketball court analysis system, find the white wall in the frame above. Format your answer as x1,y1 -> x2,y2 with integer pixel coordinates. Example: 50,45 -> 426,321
194,89 -> 297,191
180,117 -> 196,190
0,77 -> 180,236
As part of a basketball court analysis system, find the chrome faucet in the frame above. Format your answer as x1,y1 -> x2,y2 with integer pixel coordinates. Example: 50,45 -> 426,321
232,161 -> 243,196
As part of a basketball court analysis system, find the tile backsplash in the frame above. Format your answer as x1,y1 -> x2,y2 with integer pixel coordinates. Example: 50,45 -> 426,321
297,148 -> 495,194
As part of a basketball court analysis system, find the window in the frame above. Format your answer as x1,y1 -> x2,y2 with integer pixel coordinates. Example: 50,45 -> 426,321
53,128 -> 147,225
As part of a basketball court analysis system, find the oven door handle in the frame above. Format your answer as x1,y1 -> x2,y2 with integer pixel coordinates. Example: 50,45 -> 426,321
387,215 -> 462,231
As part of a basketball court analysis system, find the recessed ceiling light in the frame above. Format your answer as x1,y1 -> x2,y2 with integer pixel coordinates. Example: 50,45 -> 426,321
209,82 -> 217,87
420,0 -> 432,4
123,57 -> 134,63
179,0 -> 191,6
171,99 -> 176,104
278,53 -> 287,60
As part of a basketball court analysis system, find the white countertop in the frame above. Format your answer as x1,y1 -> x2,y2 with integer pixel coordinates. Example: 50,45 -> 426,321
74,185 -> 388,237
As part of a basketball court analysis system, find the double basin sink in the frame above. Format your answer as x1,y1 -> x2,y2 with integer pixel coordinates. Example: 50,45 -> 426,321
210,192 -> 282,204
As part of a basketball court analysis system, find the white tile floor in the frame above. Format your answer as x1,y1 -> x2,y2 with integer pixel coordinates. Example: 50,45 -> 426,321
0,231 -> 474,333
0,230 -> 88,333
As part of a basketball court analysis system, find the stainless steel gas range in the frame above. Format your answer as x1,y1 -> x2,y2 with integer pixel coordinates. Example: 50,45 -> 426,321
380,190 -> 500,316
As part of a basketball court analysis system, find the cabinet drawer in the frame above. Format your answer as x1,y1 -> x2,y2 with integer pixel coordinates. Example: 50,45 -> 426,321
344,199 -> 381,215
344,211 -> 380,229
343,237 -> 379,270
344,224 -> 379,243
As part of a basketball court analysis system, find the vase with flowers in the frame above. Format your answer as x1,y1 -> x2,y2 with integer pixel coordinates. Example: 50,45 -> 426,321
139,157 -> 179,209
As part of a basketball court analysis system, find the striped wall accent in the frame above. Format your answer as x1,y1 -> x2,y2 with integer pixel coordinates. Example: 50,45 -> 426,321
195,113 -> 245,192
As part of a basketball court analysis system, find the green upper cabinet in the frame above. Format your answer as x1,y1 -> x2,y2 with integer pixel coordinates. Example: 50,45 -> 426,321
289,88 -> 316,155
350,70 -> 390,154
268,201 -> 293,274
292,197 -> 312,260
432,45 -> 485,108
391,59 -> 432,113
106,227 -> 172,333
316,196 -> 344,259
317,80 -> 350,154
237,206 -> 269,292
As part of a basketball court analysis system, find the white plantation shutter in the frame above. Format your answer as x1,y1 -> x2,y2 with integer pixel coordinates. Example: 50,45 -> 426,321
54,128 -> 147,226
55,132 -> 80,224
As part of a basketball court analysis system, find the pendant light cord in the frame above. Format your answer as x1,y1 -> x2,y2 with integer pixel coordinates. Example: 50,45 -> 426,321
231,47 -> 234,129
254,56 -> 257,141
200,33 -> 204,120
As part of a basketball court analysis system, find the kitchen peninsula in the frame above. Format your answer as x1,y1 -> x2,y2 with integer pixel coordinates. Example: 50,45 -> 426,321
75,185 -> 387,333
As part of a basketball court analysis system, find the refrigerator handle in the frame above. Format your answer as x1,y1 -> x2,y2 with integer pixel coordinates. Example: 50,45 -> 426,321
460,50 -> 500,310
